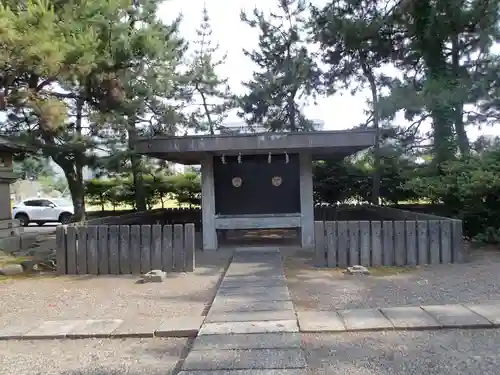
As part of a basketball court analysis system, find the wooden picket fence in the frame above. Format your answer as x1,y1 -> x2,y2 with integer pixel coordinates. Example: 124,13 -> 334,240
314,219 -> 465,268
56,223 -> 195,275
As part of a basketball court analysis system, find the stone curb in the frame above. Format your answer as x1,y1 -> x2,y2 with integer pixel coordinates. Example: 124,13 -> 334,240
297,303 -> 500,333
2,303 -> 500,340
0,316 -> 205,341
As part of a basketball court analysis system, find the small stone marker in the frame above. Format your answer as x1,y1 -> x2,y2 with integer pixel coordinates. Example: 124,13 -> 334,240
345,265 -> 371,275
0,264 -> 24,276
140,269 -> 166,283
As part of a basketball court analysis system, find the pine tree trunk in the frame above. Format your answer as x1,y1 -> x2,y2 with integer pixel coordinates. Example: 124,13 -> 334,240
127,120 -> 147,211
413,0 -> 456,165
451,33 -> 469,156
361,56 -> 381,205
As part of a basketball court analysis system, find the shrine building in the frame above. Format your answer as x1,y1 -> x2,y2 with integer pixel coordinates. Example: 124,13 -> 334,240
135,129 -> 376,250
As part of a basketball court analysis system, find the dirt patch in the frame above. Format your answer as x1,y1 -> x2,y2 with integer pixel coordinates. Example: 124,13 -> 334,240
281,246 -> 500,311
0,249 -> 232,326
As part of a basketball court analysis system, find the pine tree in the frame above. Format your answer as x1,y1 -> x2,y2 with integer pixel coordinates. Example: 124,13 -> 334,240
0,0 -> 186,219
184,6 -> 234,135
310,0 -> 396,203
238,0 -> 320,132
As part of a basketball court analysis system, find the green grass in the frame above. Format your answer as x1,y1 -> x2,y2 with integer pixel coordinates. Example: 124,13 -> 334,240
85,199 -> 188,212
367,266 -> 419,276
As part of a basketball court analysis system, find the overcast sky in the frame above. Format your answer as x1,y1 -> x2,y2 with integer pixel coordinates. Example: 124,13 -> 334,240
158,0 -> 499,142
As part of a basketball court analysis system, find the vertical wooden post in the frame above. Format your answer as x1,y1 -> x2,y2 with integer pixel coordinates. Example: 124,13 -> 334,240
77,226 -> 88,275
405,221 -> 417,266
66,226 -> 77,275
337,221 -> 348,268
130,225 -> 141,274
325,221 -> 337,267
109,225 -> 119,275
394,221 -> 406,266
371,221 -> 382,266
151,225 -> 163,270
314,221 -> 326,267
162,225 -> 173,272
184,223 -> 195,272
56,226 -> 67,275
382,221 -> 394,266
87,226 -> 98,275
429,220 -> 440,264
98,226 -> 109,274
348,221 -> 360,266
359,221 -> 370,266
119,225 -> 130,274
173,224 -> 184,272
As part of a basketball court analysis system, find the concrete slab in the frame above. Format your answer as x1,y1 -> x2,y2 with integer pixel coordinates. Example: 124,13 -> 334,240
0,321 -> 43,340
155,316 -> 205,337
213,292 -> 291,304
422,304 -> 493,328
222,275 -> 287,282
182,348 -> 306,371
338,309 -> 393,331
192,333 -> 301,351
199,320 -> 299,335
218,280 -> 288,289
223,274 -> 286,280
297,311 -> 346,332
67,319 -> 124,338
217,286 -> 290,297
381,307 -> 440,329
23,320 -> 83,339
136,129 -> 376,164
209,300 -> 295,313
466,303 -> 500,325
206,310 -> 296,323
178,370 -> 306,375
234,247 -> 280,253
110,317 -> 162,338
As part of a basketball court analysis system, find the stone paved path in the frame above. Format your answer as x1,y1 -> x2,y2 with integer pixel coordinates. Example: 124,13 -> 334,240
179,248 -> 307,374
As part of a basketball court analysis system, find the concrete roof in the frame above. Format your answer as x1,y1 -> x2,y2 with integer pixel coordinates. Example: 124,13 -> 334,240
135,129 -> 376,164
0,136 -> 33,153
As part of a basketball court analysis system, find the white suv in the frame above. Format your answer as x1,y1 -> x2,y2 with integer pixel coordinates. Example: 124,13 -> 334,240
12,198 -> 74,226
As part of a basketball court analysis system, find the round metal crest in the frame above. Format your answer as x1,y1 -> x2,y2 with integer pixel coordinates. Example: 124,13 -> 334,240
232,177 -> 242,187
271,176 -> 282,187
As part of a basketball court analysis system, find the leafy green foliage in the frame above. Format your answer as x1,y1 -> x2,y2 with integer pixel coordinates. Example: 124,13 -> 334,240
84,172 -> 201,209
407,149 -> 500,240
13,155 -> 54,180
238,0 -> 320,131
183,6 -> 235,135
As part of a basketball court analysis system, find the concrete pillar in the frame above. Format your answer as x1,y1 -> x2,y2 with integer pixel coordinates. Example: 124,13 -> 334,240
201,156 -> 217,250
0,182 -> 11,220
299,153 -> 314,247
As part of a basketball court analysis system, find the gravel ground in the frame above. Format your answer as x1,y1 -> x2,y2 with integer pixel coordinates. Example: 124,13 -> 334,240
0,250 -> 232,326
303,329 -> 500,375
282,247 -> 500,310
0,338 -> 189,375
